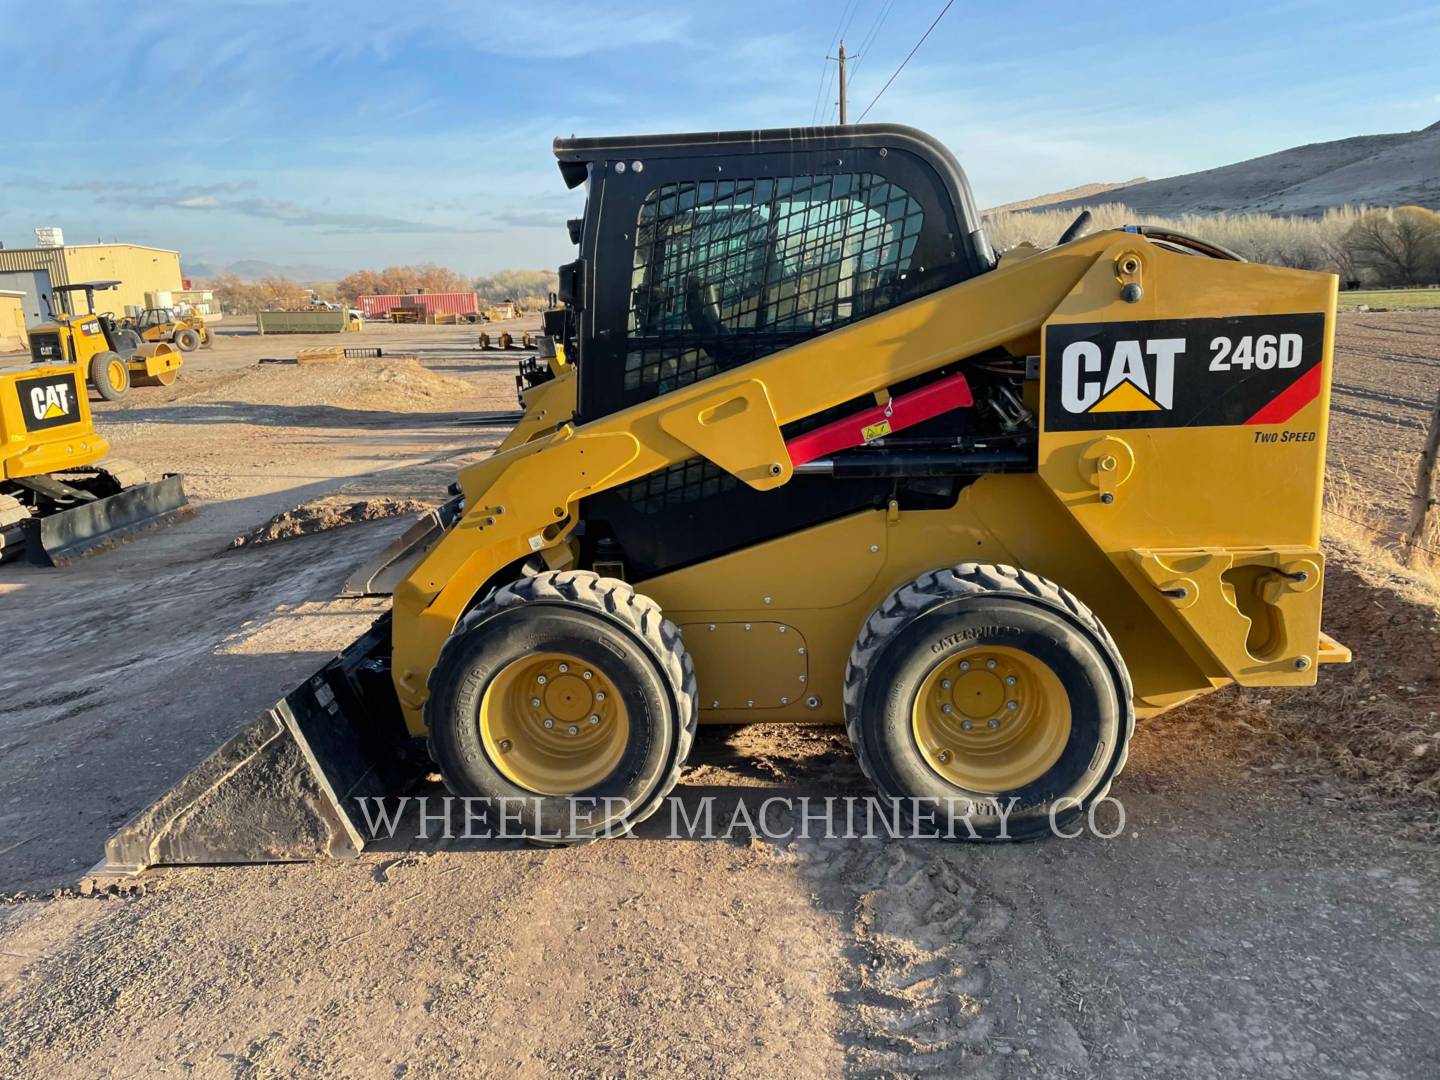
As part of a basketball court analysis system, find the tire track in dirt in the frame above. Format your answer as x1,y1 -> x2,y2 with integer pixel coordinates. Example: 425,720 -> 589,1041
796,838 -> 1013,1078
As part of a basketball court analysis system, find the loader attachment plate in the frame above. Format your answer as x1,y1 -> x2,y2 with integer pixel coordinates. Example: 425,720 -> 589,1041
99,619 -> 421,876
341,495 -> 461,597
22,473 -> 192,566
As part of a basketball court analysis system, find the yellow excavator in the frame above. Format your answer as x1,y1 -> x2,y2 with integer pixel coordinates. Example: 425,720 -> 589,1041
30,281 -> 183,401
0,349 -> 190,565
101,123 -> 1350,873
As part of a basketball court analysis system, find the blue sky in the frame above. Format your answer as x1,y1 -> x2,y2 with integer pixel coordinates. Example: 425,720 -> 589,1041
1,0 -> 1436,278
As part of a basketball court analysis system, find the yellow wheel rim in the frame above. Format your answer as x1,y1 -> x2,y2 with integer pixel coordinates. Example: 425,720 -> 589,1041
479,652 -> 629,794
107,359 -> 127,392
911,645 -> 1071,792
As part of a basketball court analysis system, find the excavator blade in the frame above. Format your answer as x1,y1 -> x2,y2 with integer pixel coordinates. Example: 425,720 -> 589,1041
22,473 -> 192,566
97,618 -> 423,876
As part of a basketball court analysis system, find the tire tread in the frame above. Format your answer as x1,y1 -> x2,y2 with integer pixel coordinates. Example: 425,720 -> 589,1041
843,563 -> 1136,820
426,569 -> 697,830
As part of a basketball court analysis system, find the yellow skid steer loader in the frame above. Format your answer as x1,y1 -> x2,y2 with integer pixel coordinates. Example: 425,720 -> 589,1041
102,124 -> 1350,873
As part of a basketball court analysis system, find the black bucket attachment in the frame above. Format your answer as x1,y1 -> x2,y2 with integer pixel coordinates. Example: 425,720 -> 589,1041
341,495 -> 462,597
22,473 -> 192,566
98,619 -> 423,876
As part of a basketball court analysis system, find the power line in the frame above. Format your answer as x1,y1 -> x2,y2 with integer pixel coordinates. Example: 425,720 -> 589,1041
857,0 -> 956,123
848,0 -> 898,84
812,0 -> 858,125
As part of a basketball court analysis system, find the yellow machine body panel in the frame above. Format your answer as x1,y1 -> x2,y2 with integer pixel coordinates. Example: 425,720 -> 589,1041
386,231 -> 1343,735
497,346 -> 577,453
0,361 -> 109,480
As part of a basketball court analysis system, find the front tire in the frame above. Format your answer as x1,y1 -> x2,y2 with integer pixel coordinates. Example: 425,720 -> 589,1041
424,570 -> 697,842
89,351 -> 129,401
844,563 -> 1134,841
173,328 -> 201,351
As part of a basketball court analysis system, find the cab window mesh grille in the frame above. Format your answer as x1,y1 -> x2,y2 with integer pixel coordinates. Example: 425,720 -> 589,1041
623,173 -> 923,405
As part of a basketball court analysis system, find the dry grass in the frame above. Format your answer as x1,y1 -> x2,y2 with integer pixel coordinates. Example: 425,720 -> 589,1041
1324,464 -> 1440,589
985,203 -> 1367,277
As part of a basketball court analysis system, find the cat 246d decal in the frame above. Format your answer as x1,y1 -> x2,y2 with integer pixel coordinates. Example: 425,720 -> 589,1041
1043,313 -> 1326,432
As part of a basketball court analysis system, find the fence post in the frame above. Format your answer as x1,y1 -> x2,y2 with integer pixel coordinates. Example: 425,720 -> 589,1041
1402,385 -> 1440,566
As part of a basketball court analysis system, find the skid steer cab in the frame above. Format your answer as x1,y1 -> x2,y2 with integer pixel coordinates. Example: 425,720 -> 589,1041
103,122 -> 1351,876
28,281 -> 183,402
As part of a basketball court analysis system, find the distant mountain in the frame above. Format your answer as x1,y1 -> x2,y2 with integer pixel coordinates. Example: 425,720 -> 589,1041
987,179 -> 1147,214
180,258 -> 347,283
1031,122 -> 1440,217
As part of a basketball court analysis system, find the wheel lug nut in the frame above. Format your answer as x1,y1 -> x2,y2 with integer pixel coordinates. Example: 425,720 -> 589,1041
589,715 -> 600,724
937,750 -> 952,764
986,659 -> 997,670
959,661 -> 970,671
941,679 -> 952,689
961,720 -> 973,731
543,718 -> 554,729
988,718 -> 999,729
558,663 -> 568,673
499,739 -> 512,751
583,671 -> 592,680
537,675 -> 547,685
1007,700 -> 1018,710
942,704 -> 954,714
531,697 -> 541,707
1006,675 -> 1017,686
595,691 -> 606,702
568,725 -> 578,735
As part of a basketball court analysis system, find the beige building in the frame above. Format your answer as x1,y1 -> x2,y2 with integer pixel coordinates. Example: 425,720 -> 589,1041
0,243 -> 183,328
0,290 -> 25,352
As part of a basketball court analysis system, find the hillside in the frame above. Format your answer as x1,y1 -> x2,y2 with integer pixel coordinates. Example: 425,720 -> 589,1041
986,178 -> 1147,214
1035,122 -> 1440,217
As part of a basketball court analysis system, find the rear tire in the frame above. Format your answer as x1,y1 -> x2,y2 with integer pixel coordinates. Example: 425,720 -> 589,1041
174,328 -> 200,351
89,351 -> 129,401
425,570 -> 697,842
844,563 -> 1134,841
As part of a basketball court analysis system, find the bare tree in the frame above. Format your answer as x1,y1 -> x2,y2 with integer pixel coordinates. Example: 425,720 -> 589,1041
1344,207 -> 1440,286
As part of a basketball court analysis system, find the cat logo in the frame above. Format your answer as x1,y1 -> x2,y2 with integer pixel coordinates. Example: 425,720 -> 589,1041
1059,338 -> 1180,415
16,373 -> 81,432
1044,314 -> 1326,432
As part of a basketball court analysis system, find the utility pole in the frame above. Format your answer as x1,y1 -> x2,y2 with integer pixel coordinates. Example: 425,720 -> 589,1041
827,41 -> 850,125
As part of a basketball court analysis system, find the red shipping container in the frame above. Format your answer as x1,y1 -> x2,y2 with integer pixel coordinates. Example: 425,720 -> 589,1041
356,292 -> 479,318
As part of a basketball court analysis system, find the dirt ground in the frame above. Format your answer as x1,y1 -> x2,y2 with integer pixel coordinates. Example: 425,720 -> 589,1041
1,316 -> 1436,1079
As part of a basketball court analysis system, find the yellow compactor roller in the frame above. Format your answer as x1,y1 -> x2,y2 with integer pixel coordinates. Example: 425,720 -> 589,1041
103,124 -> 1350,871
29,281 -> 184,402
